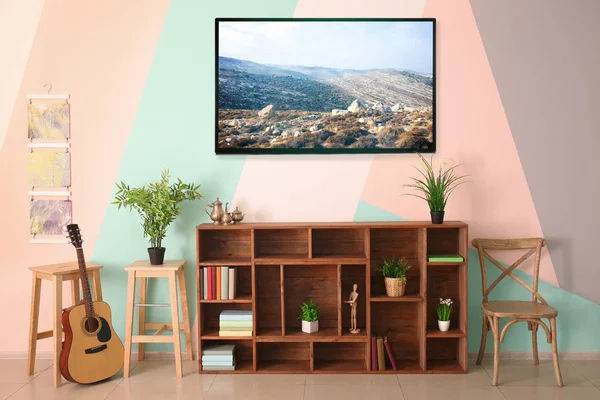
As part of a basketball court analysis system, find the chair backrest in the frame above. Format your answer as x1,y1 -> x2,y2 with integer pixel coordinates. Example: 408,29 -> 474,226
471,238 -> 547,304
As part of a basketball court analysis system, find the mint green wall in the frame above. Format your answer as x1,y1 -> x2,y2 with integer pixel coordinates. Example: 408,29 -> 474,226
354,201 -> 600,352
92,0 -> 299,351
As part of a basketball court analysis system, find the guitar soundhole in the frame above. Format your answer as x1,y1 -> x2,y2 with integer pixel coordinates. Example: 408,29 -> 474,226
84,317 -> 100,333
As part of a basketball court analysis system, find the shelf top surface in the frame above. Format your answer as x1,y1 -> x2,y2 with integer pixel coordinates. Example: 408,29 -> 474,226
197,221 -> 467,230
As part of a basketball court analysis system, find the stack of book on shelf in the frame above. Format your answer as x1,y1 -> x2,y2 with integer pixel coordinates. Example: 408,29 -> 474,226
428,254 -> 464,262
202,344 -> 236,371
219,310 -> 252,337
371,335 -> 397,371
201,266 -> 237,300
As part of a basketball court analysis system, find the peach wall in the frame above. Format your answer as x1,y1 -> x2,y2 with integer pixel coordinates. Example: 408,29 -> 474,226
0,0 -> 169,353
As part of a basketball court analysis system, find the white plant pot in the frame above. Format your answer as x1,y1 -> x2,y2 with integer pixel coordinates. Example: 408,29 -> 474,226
302,320 -> 319,333
438,320 -> 450,332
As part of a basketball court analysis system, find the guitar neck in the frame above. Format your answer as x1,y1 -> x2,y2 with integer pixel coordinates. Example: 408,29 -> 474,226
75,247 -> 94,317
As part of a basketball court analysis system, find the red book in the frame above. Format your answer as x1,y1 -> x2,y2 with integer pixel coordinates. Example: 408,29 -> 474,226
371,337 -> 378,371
211,266 -> 217,300
207,267 -> 214,300
384,337 -> 398,371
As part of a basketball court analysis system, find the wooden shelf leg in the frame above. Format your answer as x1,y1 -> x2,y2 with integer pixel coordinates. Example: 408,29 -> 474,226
138,277 -> 147,361
52,275 -> 63,388
27,272 -> 41,376
169,272 -> 183,378
71,278 -> 80,306
124,271 -> 136,378
178,269 -> 193,361
91,269 -> 103,301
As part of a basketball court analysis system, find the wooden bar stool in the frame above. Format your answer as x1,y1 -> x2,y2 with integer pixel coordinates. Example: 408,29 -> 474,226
123,260 -> 192,378
27,261 -> 103,388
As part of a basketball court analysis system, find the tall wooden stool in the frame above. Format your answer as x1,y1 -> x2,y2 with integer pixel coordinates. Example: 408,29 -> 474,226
123,260 -> 192,378
27,261 -> 103,388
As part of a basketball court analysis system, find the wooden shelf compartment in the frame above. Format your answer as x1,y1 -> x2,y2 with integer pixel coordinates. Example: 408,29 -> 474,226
254,228 -> 309,259
340,264 -> 367,335
426,227 -> 462,258
199,339 -> 253,373
256,264 -> 283,337
198,229 -> 252,264
312,228 -> 367,259
198,266 -> 252,302
426,266 -> 462,333
371,301 -> 422,372
313,342 -> 368,373
199,303 -> 253,338
426,338 -> 466,373
284,264 -> 338,336
257,342 -> 310,373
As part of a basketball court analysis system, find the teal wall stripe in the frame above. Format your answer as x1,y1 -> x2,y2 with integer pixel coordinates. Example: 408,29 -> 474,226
92,0 -> 299,351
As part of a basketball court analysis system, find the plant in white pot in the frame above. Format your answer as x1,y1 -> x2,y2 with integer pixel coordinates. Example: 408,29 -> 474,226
113,169 -> 202,265
378,256 -> 411,297
299,299 -> 320,333
437,298 -> 453,332
404,154 -> 468,224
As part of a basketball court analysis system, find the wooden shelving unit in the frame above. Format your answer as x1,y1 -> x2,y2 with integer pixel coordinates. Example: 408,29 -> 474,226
196,221 -> 468,374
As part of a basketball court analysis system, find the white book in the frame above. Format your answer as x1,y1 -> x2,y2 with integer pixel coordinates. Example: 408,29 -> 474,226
203,268 -> 208,300
220,266 -> 229,300
228,267 -> 236,299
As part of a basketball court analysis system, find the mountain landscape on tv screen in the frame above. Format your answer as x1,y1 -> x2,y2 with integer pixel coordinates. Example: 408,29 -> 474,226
217,56 -> 433,151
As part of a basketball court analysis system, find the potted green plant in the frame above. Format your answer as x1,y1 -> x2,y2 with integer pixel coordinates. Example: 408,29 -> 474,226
299,299 -> 320,333
113,169 -> 202,265
437,298 -> 453,331
378,256 -> 411,297
404,154 -> 468,224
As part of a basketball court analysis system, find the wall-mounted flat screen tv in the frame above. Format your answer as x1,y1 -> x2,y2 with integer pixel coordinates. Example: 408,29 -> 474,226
216,18 -> 435,154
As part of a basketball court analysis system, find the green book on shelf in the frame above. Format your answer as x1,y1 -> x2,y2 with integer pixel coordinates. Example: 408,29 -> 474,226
428,254 -> 464,262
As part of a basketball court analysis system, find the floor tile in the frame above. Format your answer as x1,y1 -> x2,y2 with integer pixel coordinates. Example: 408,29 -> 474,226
306,373 -> 398,386
0,360 -> 51,384
0,383 -> 25,400
123,361 -> 198,383
401,385 -> 505,400
499,385 -> 600,400
303,384 -> 404,400
106,379 -> 210,400
213,373 -> 305,386
205,380 -> 305,400
566,360 -> 600,381
398,361 -> 491,386
480,359 -> 590,386
7,368 -> 121,400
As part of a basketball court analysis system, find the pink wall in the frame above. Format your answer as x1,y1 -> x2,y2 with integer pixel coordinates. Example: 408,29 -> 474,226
0,0 -> 169,354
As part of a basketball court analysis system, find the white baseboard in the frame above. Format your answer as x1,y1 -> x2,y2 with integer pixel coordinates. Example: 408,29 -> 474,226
469,352 -> 600,361
2,351 -> 599,361
0,351 -> 194,360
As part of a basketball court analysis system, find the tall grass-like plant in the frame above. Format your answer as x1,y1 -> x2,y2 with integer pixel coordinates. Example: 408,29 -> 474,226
113,169 -> 202,248
404,154 -> 468,212
378,256 -> 411,281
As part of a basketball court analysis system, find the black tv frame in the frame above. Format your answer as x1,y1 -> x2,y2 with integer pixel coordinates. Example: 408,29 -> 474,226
215,17 -> 436,155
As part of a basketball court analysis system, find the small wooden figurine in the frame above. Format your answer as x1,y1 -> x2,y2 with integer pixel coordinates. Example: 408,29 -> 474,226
345,283 -> 360,334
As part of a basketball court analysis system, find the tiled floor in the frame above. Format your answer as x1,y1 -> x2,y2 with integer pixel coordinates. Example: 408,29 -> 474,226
2,359 -> 600,399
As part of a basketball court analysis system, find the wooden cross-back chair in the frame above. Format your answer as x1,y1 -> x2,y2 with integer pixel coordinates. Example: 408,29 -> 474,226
472,238 -> 563,387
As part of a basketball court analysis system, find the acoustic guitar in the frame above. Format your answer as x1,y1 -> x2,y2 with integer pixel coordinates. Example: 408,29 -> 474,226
60,224 -> 124,383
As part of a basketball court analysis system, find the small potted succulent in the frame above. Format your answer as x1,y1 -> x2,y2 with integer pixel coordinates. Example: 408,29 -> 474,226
437,298 -> 453,332
113,169 -> 202,265
299,299 -> 320,333
405,154 -> 468,224
378,256 -> 411,297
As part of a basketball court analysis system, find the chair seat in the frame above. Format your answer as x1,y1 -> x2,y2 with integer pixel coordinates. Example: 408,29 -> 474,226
482,301 -> 557,318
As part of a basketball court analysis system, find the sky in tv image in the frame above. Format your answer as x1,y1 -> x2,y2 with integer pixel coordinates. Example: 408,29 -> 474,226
217,20 -> 434,153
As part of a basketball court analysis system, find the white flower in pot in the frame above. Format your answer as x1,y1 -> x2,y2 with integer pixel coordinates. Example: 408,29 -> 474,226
437,298 -> 453,331
300,299 -> 319,333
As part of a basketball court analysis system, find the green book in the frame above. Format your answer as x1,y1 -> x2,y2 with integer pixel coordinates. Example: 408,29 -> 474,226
428,254 -> 464,262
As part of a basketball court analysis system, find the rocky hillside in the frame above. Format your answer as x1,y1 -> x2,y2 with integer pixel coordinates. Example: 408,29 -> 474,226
328,70 -> 433,108
218,68 -> 354,112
